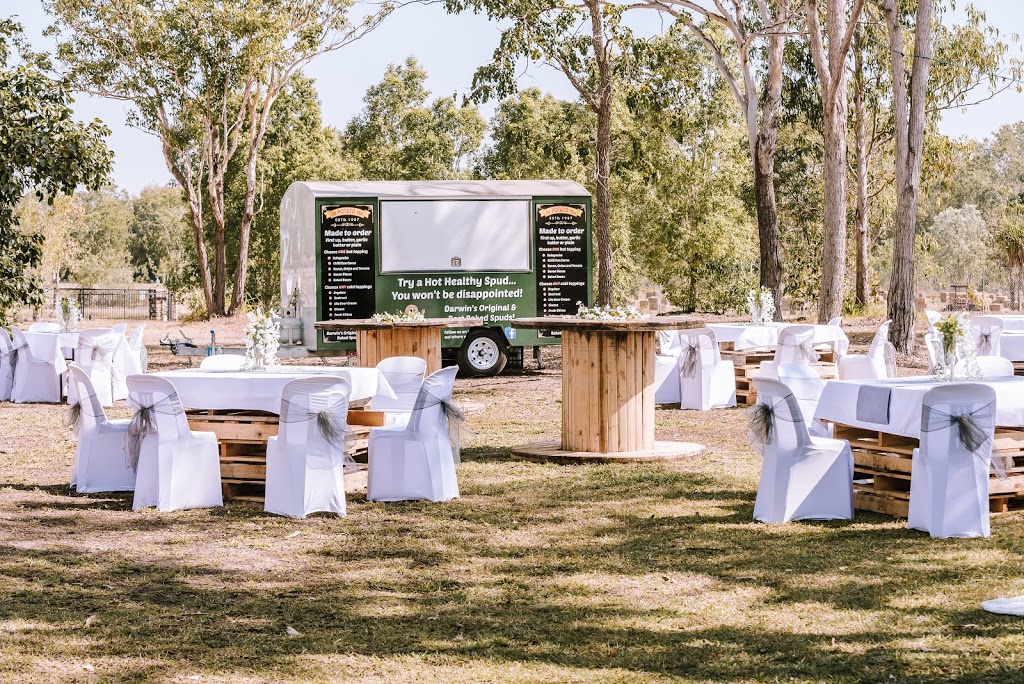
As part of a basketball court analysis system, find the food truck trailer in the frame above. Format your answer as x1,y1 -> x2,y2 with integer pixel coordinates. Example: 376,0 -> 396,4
280,180 -> 593,376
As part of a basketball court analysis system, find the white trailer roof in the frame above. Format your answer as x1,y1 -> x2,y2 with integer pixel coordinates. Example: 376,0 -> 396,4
285,180 -> 589,200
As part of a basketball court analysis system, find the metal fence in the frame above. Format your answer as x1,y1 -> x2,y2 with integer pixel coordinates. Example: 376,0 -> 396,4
58,288 -> 176,321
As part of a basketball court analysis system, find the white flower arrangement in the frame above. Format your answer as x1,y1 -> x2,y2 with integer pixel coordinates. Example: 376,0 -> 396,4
243,307 -> 280,371
370,308 -> 426,323
55,296 -> 81,331
574,302 -> 647,321
746,287 -> 775,325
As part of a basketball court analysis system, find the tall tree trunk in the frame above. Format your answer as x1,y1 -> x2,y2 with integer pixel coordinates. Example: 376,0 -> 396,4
815,0 -> 852,323
160,142 -> 214,316
230,141 -> 260,315
589,1 -> 614,306
853,43 -> 870,308
754,143 -> 783,318
884,0 -> 934,352
210,180 -> 228,317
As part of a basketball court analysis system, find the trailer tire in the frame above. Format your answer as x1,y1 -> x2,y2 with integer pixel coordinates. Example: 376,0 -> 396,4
458,329 -> 508,377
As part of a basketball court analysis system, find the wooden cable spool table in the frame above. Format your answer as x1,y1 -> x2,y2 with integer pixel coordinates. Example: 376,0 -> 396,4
509,316 -> 707,463
314,317 -> 484,375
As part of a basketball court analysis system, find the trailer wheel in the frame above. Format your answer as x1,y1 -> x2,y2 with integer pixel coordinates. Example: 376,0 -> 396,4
458,329 -> 508,377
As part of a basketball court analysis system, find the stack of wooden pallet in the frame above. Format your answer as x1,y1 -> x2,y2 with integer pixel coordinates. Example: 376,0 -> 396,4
185,408 -> 382,502
719,343 -> 838,406
836,422 -> 1024,517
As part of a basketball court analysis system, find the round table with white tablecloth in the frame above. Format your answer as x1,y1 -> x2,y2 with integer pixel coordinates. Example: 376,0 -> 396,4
22,330 -> 78,374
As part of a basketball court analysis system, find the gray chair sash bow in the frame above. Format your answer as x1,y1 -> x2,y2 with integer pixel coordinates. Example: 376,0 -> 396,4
746,397 -> 804,457
5,342 -> 30,380
412,390 -> 471,465
679,337 -> 714,379
63,393 -> 104,432
977,330 -> 996,356
125,396 -> 178,471
921,400 -> 1005,478
279,397 -> 357,470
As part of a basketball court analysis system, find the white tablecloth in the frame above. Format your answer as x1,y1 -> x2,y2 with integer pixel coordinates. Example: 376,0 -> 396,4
984,315 -> 1024,332
22,331 -> 79,374
151,366 -> 396,413
999,332 -> 1024,362
814,375 -> 1024,438
706,323 -> 849,355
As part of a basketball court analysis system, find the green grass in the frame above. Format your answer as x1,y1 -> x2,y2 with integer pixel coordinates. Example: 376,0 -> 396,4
2,358 -> 1024,683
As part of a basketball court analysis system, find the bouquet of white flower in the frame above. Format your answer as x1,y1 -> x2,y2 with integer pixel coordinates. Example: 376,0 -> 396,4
371,308 -> 426,323
746,287 -> 775,325
575,302 -> 647,321
932,312 -> 982,381
55,296 -> 81,331
243,307 -> 281,371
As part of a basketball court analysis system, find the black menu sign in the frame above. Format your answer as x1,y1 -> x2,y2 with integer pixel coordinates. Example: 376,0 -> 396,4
535,203 -> 589,335
319,203 -> 375,344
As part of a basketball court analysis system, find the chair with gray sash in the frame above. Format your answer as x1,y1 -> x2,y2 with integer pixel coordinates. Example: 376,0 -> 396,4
373,356 -> 427,426
10,327 -> 61,403
677,328 -> 736,410
68,364 -> 135,493
749,377 -> 854,523
758,325 -> 817,380
127,375 -> 222,512
908,383 -> 999,538
265,377 -> 353,518
776,362 -> 830,437
970,315 -> 1004,358
838,320 -> 896,380
75,329 -> 121,406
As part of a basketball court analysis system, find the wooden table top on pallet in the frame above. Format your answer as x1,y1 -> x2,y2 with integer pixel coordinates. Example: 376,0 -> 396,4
510,316 -> 705,463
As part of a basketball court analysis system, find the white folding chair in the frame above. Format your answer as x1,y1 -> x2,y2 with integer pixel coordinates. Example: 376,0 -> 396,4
0,328 -> 14,401
28,321 -> 61,332
750,377 -> 854,523
838,320 -> 896,380
264,377 -> 352,518
908,383 -> 997,538
759,325 -> 816,380
677,328 -> 736,410
10,327 -> 61,403
374,356 -> 427,426
368,365 -> 460,502
971,315 -> 1004,357
127,375 -> 222,512
956,356 -> 1014,378
75,329 -> 120,407
199,354 -> 246,370
776,362 -> 830,437
68,365 -> 134,493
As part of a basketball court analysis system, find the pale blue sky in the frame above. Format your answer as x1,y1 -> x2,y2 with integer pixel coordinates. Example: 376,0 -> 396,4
10,1 -> 1024,195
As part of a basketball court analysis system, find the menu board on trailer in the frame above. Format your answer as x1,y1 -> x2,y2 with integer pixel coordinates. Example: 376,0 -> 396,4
318,203 -> 376,344
535,202 -> 589,336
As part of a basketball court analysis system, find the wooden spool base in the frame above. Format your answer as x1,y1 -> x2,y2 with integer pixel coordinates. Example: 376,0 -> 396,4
357,328 -> 442,375
511,440 -> 705,464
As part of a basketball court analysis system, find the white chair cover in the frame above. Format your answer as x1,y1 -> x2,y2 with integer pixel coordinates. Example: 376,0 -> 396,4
759,325 -> 817,380
923,331 -> 941,374
199,354 -> 246,370
373,356 -> 427,426
10,327 -> 61,403
74,329 -> 120,407
750,377 -> 854,523
28,321 -> 61,332
68,365 -> 134,493
0,328 -> 14,401
776,362 -> 830,438
677,328 -> 736,410
126,324 -> 148,374
654,353 -> 681,404
971,315 -> 1004,357
925,310 -> 943,334
109,332 -> 133,401
264,377 -> 352,518
827,316 -> 842,327
127,375 -> 222,511
908,383 -> 997,538
658,330 -> 682,356
956,355 -> 1014,379
368,365 -> 460,502
838,320 -> 896,380
111,323 -> 128,334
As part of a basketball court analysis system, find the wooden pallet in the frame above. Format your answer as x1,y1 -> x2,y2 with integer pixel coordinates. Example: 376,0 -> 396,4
185,409 -> 378,502
1014,362 -> 1024,377
835,423 -> 1024,517
724,347 -> 838,406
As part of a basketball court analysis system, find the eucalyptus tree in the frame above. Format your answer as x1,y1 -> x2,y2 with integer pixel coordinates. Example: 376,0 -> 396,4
633,0 -> 793,319
0,19 -> 111,324
47,0 -> 392,316
445,0 -> 639,306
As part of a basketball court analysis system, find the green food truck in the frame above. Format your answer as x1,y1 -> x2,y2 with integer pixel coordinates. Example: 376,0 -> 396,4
280,180 -> 593,376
